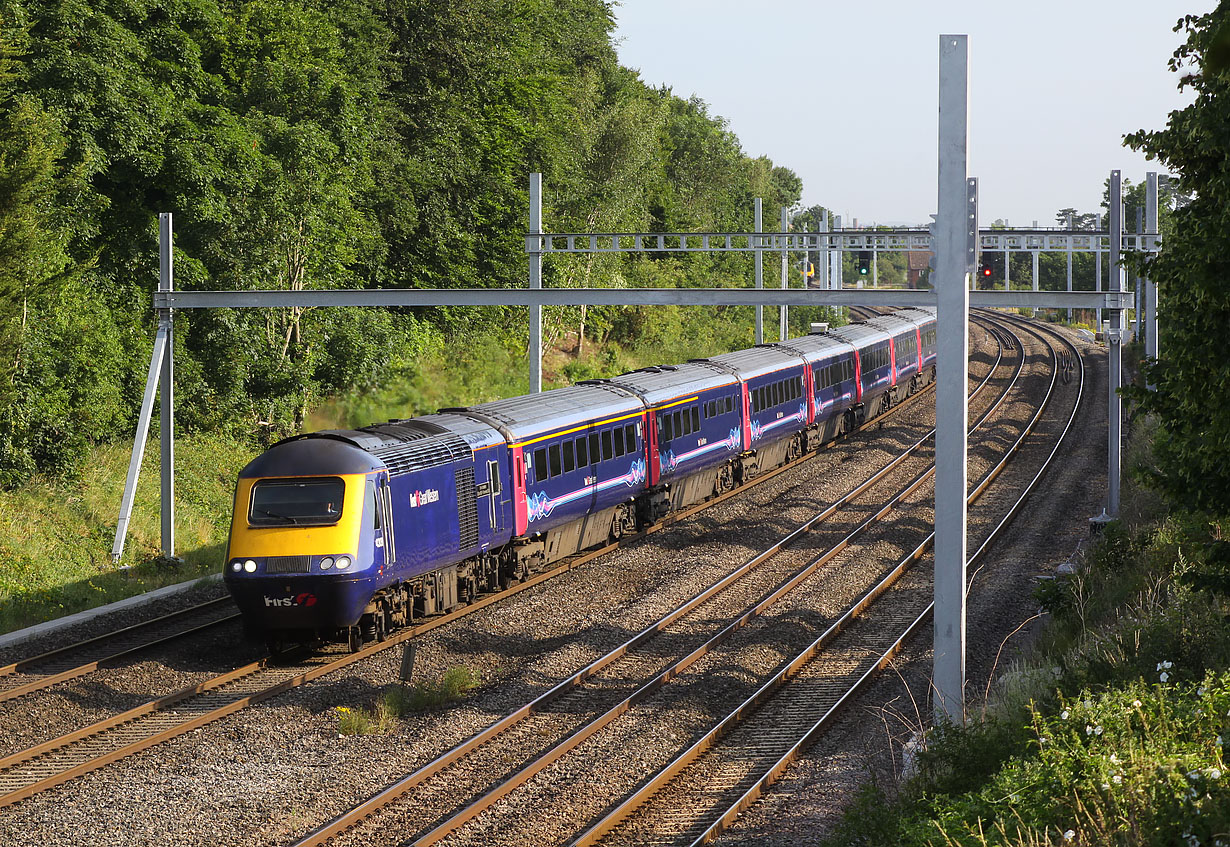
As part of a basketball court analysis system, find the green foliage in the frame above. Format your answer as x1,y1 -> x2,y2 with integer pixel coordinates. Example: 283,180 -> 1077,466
1123,7 -> 1230,515
334,667 -> 478,734
0,0 -> 806,488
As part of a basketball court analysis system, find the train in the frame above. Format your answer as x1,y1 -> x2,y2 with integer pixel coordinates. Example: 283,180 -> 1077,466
223,308 -> 938,651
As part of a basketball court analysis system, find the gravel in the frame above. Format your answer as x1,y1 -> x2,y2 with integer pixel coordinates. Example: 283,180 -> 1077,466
0,320 -> 1096,847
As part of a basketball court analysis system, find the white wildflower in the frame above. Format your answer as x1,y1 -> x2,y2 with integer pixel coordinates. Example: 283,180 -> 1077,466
1061,710 -> 1070,720
1161,672 -> 1170,683
1086,724 -> 1094,735
1110,753 -> 1120,764
1063,830 -> 1075,842
1101,782 -> 1110,790
1094,725 -> 1104,736
1113,774 -> 1122,784
1133,699 -> 1142,708
1199,687 -> 1207,696
1084,699 -> 1093,708
1210,768 -> 1222,780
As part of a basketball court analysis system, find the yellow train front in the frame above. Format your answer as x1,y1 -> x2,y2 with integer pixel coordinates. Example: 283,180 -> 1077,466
224,436 -> 393,650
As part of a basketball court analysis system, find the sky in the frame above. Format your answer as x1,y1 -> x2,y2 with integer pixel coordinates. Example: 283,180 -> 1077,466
612,0 -> 1214,228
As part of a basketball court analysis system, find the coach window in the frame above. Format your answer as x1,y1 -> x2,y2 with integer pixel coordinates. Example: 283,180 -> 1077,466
576,436 -> 588,467
549,443 -> 562,477
662,412 -> 673,441
590,432 -> 600,462
562,440 -> 575,474
625,425 -> 636,452
671,409 -> 680,435
601,429 -> 613,461
691,407 -> 700,431
613,428 -> 625,457
534,448 -> 548,483
726,396 -> 734,414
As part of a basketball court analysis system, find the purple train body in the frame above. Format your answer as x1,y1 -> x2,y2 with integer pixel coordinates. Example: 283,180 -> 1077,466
223,308 -> 937,650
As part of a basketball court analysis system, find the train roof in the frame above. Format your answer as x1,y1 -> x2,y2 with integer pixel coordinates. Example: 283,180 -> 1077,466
702,346 -> 805,380
593,361 -> 736,406
769,332 -> 855,364
827,322 -> 892,348
864,312 -> 926,337
238,436 -> 384,479
455,383 -> 642,444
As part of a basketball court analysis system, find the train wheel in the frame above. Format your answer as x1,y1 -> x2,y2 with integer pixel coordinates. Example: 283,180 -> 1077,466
346,625 -> 363,653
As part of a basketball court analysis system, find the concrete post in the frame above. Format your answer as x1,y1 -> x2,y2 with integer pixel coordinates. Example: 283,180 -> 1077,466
1095,213 -> 1103,330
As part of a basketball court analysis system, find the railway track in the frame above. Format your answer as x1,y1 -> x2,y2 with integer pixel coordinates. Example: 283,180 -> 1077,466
283,316 -> 1030,847
569,315 -> 1085,846
0,597 -> 238,704
0,323 -> 964,811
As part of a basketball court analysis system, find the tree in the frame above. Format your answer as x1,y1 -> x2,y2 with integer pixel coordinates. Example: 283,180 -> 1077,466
1124,7 -> 1230,514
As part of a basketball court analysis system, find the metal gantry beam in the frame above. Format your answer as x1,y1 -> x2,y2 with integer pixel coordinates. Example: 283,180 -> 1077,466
158,288 -> 1133,311
531,228 -> 1156,255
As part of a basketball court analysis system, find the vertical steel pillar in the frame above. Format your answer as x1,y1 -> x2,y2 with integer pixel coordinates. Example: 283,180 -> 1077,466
834,215 -> 844,320
755,198 -> 764,345
111,216 -> 174,564
1095,213 -> 1103,331
780,207 -> 789,341
158,214 -> 175,559
1003,241 -> 1010,289
934,34 -> 971,724
1134,207 -> 1144,339
1108,171 -> 1123,517
529,173 -> 543,394
817,211 -> 830,293
1032,251 -> 1039,292
872,243 -> 879,287
1145,172 -> 1159,368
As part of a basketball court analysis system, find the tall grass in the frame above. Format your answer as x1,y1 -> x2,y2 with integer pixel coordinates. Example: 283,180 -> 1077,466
0,432 -> 251,633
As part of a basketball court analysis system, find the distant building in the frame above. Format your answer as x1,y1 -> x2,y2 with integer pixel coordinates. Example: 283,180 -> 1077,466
907,251 -> 933,288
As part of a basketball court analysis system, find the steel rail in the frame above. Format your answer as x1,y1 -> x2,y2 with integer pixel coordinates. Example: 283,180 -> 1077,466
569,316 -> 1081,846
0,597 -> 238,703
0,336 -> 951,811
287,318 -> 1020,847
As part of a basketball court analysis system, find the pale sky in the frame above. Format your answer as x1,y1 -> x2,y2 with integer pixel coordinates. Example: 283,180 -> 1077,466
613,0 -> 1213,228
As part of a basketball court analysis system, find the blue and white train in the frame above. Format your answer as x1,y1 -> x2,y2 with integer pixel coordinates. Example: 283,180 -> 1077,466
223,308 -> 937,650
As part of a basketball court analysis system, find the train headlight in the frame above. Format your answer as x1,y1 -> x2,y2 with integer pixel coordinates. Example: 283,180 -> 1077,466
320,557 -> 334,570
335,556 -> 351,570
230,560 -> 243,572
243,560 -> 257,573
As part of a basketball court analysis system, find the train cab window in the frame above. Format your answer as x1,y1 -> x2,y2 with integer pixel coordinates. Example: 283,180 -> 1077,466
250,477 -> 346,527
562,440 -> 575,474
576,436 -> 588,467
534,448 -> 548,483
613,429 -> 625,458
601,430 -> 613,461
625,425 -> 636,452
549,444 -> 562,477
366,480 -> 380,531
691,407 -> 700,431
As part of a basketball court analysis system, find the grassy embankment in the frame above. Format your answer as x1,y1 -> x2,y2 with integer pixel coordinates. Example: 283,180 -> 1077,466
822,415 -> 1230,846
0,305 -> 792,635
